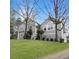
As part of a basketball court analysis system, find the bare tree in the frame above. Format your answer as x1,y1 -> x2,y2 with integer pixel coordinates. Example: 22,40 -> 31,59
33,0 -> 68,41
11,0 -> 69,40
11,0 -> 39,39
48,0 -> 69,41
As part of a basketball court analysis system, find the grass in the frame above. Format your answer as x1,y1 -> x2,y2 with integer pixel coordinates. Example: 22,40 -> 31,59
10,40 -> 69,59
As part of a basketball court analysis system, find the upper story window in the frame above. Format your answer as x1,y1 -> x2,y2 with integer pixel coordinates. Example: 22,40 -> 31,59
48,27 -> 50,30
48,25 -> 53,30
51,26 -> 53,29
44,28 -> 46,31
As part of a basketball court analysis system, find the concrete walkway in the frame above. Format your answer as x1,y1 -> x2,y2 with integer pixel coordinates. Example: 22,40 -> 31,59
38,49 -> 69,59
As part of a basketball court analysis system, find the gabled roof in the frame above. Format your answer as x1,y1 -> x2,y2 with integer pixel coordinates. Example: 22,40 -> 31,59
41,16 -> 63,26
41,16 -> 55,26
15,18 -> 39,26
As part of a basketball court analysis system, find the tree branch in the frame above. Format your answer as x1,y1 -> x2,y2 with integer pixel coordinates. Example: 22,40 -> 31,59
58,8 -> 68,20
57,16 -> 69,31
28,0 -> 39,17
16,3 -> 25,16
12,8 -> 25,18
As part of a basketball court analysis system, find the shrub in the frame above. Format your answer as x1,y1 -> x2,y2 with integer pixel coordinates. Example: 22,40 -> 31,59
36,37 -> 40,40
23,33 -> 30,39
55,39 -> 58,42
36,34 -> 40,39
27,28 -> 32,39
42,37 -> 45,40
67,39 -> 69,43
46,38 -> 49,41
60,38 -> 64,43
50,38 -> 53,41
36,29 -> 44,39
10,34 -> 17,39
36,25 -> 44,39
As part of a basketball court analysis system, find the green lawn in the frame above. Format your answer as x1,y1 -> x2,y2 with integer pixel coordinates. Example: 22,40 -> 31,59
10,40 -> 69,59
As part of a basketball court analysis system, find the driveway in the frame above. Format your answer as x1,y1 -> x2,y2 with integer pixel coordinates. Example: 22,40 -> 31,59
38,49 -> 69,59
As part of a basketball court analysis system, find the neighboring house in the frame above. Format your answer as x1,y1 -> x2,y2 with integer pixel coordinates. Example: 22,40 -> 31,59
41,16 -> 68,42
14,18 -> 37,39
13,16 -> 69,42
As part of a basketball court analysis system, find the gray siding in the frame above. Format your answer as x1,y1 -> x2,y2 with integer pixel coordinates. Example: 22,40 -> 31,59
14,19 -> 37,39
41,19 -> 64,40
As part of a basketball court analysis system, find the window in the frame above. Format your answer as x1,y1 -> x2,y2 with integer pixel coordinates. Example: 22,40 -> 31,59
48,27 -> 50,30
48,27 -> 53,30
44,28 -> 46,31
48,24 -> 51,30
51,26 -> 53,29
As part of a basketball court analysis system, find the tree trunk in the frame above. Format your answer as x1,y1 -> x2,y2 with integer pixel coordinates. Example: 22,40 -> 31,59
54,0 -> 58,41
17,26 -> 20,39
24,18 -> 28,39
17,30 -> 19,39
55,23 -> 58,41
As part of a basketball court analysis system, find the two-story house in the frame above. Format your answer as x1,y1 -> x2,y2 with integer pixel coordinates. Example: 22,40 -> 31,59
14,18 -> 37,39
41,16 -> 68,42
13,16 -> 68,42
